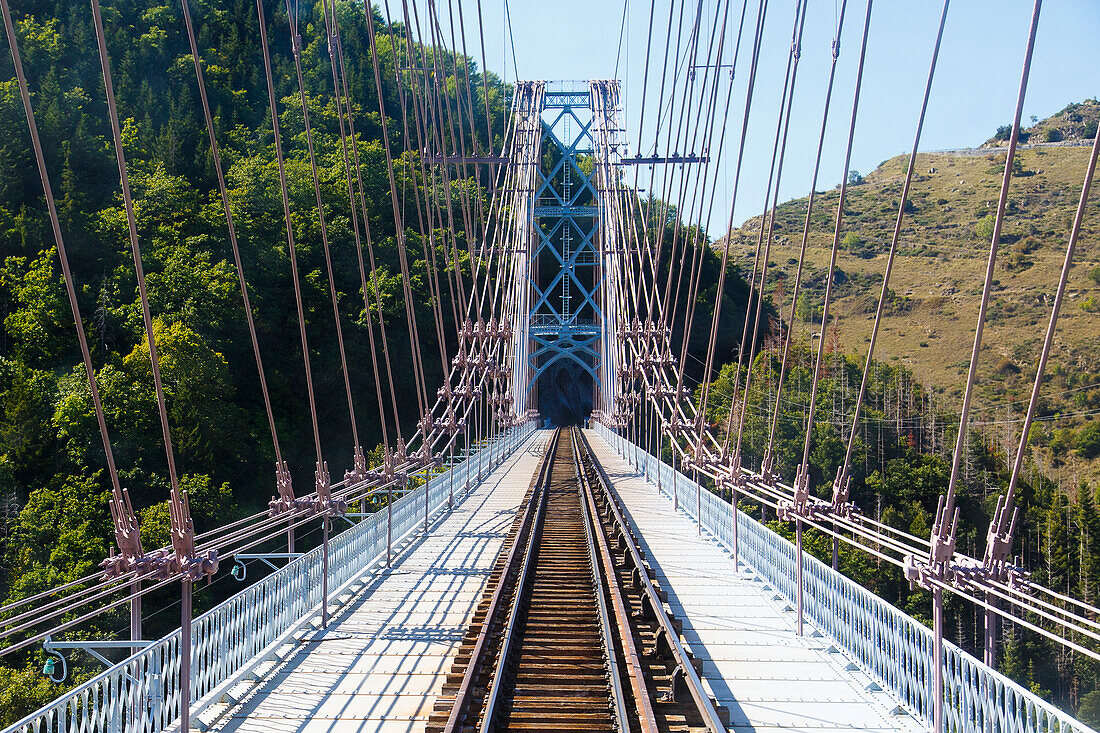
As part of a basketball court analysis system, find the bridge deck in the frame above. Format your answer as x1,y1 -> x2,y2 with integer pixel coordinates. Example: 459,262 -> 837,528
203,432 -> 550,733
584,430 -> 924,733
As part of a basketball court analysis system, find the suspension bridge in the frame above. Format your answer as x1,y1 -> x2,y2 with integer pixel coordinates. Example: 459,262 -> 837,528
1,0 -> 1099,730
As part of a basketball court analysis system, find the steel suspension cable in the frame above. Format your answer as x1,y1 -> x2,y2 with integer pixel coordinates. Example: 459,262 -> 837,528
285,0 -> 363,455
397,13 -> 458,438
794,0 -> 874,486
0,0 -> 128,529
365,2 -> 431,440
704,0 -> 805,460
938,0 -> 1042,544
997,112 -> 1100,544
89,0 -> 185,524
762,0 -> 850,472
834,0 -> 950,492
690,0 -> 769,455
670,0 -> 738,387
256,0 -> 324,469
726,0 -> 808,466
327,0 -> 396,449
178,0 -> 284,469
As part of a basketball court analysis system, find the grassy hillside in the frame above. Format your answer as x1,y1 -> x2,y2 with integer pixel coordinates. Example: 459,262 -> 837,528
727,100 -> 1100,485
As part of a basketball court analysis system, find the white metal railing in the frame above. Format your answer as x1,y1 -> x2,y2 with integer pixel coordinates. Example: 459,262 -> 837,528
594,424 -> 1094,733
5,422 -> 536,733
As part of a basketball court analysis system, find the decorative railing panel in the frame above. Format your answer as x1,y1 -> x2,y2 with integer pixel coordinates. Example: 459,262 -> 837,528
594,424 -> 1092,733
6,423 -> 535,733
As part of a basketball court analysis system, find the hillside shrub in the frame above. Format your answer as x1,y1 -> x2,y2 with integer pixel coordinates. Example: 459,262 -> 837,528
975,214 -> 995,241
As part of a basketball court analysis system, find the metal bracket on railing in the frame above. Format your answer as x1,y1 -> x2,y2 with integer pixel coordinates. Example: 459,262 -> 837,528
230,552 -> 305,581
41,637 -> 154,683
982,490 -> 1025,585
829,466 -> 859,519
665,414 -> 693,437
267,459 -> 315,518
166,485 -> 218,581
904,494 -> 959,591
904,492 -> 1028,593
759,451 -> 776,486
432,409 -> 465,435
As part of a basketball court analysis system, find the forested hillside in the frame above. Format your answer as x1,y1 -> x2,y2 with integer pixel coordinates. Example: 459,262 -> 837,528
731,101 -> 1100,487
712,103 -> 1100,723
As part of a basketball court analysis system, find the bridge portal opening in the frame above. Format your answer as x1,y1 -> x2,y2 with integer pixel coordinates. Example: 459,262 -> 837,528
536,361 -> 593,427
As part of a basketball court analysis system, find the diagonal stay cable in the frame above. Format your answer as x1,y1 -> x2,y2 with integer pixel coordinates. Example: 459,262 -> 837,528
179,0 -> 284,469
285,0 -> 362,456
833,0 -> 950,493
256,0 -> 324,468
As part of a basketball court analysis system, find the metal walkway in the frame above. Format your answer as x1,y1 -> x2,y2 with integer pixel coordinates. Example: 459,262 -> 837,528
202,432 -> 551,733
584,431 -> 924,733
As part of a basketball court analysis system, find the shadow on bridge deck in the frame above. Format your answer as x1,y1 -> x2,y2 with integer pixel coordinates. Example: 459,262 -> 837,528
199,432 -> 550,733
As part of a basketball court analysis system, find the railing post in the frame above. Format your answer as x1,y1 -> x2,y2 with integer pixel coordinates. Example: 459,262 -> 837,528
464,418 -> 471,495
832,526 -> 839,572
180,579 -> 192,732
731,481 -> 739,569
672,447 -> 679,511
795,518 -> 804,636
321,515 -> 330,628
933,584 -> 944,733
694,468 -> 701,535
984,596 -> 996,668
656,431 -> 662,495
131,580 -> 142,643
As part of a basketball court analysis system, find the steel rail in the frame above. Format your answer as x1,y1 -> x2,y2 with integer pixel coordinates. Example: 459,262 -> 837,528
574,427 -> 659,733
442,429 -> 558,732
576,429 -> 727,733
477,448 -> 550,733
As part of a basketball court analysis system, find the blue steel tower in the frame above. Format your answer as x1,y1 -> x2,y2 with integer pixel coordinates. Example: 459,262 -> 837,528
527,81 -> 603,426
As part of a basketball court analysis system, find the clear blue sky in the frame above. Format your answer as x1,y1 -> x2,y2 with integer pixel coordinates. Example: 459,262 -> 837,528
435,0 -> 1099,234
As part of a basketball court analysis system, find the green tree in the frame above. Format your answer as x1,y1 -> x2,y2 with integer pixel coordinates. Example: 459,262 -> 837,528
975,213 -> 995,242
1079,690 -> 1100,728
3,473 -> 110,604
121,319 -> 245,472
1,250 -> 71,368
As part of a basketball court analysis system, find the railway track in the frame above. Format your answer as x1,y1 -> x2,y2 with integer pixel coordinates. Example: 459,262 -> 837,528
427,428 -> 729,733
